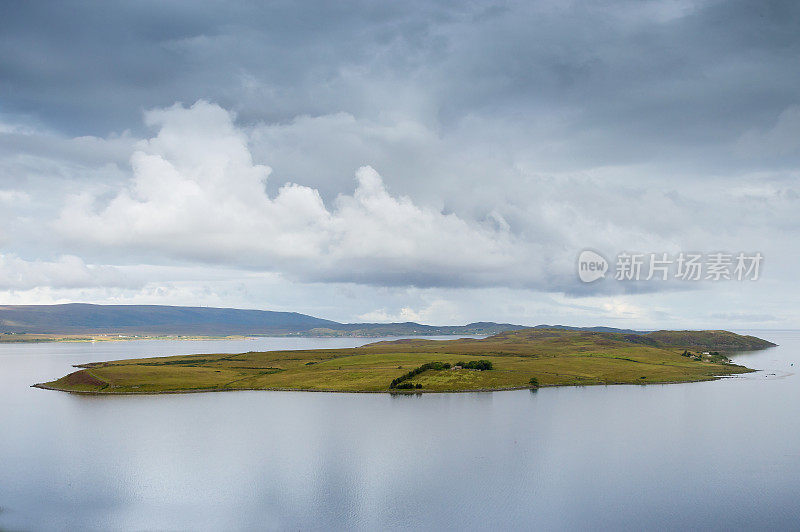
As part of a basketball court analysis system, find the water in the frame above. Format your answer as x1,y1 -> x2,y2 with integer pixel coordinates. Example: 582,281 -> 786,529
1,332 -> 798,531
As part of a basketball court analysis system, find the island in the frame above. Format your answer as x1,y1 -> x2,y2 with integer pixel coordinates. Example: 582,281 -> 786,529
34,328 -> 775,394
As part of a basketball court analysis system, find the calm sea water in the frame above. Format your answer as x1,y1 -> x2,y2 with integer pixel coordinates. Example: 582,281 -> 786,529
0,332 -> 798,531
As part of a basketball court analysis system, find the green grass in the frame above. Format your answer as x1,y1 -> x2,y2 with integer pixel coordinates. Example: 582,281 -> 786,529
35,329 -> 768,394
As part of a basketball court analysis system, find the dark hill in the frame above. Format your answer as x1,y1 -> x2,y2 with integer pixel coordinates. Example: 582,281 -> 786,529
0,304 -> 338,335
0,304 -> 527,337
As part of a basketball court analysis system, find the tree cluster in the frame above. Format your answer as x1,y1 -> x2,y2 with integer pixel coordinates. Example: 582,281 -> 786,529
390,361 -> 446,388
389,359 -> 493,389
455,360 -> 493,370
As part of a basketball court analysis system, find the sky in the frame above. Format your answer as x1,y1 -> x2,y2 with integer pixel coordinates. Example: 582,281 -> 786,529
0,0 -> 798,329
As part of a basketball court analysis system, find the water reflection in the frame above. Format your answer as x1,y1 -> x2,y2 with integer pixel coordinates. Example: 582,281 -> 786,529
0,332 -> 797,530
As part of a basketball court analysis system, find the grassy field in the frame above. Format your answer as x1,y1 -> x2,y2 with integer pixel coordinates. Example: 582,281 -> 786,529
35,329 -> 772,394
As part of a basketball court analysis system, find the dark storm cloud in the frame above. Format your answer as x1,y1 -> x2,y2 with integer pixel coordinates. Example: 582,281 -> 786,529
2,0 -> 799,167
0,0 -> 456,134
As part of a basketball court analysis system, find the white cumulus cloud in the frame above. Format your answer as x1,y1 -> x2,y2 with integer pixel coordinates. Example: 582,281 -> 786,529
57,101 -> 544,288
0,254 -> 131,290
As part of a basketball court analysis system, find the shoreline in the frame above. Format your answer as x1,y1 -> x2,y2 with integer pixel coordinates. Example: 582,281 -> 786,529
31,382 -> 535,395
31,369 -> 753,396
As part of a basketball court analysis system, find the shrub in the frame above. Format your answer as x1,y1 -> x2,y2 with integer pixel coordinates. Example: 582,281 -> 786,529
529,377 -> 539,388
462,360 -> 493,370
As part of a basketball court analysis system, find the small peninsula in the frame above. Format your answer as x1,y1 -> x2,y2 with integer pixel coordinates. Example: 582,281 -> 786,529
35,329 -> 774,394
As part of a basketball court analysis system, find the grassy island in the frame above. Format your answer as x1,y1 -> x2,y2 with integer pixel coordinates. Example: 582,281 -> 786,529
34,329 -> 774,394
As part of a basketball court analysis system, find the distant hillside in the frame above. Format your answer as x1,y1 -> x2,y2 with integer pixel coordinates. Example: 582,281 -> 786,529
315,321 -> 529,337
0,304 -> 338,335
0,304 -> 526,337
532,324 -> 644,334
3,304 -> 767,345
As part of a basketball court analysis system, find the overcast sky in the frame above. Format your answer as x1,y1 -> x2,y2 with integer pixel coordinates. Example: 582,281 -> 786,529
0,0 -> 798,328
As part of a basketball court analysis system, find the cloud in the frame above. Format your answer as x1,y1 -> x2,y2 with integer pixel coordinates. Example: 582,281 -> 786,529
709,312 -> 778,323
0,254 -> 132,291
5,0 -> 800,180
0,190 -> 30,204
737,105 -> 800,159
357,299 -> 461,324
1,2 -> 799,327
57,101 -> 552,288
54,100 -> 800,295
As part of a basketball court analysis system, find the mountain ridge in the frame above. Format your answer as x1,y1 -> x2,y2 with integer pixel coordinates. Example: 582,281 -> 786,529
0,303 -> 647,338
